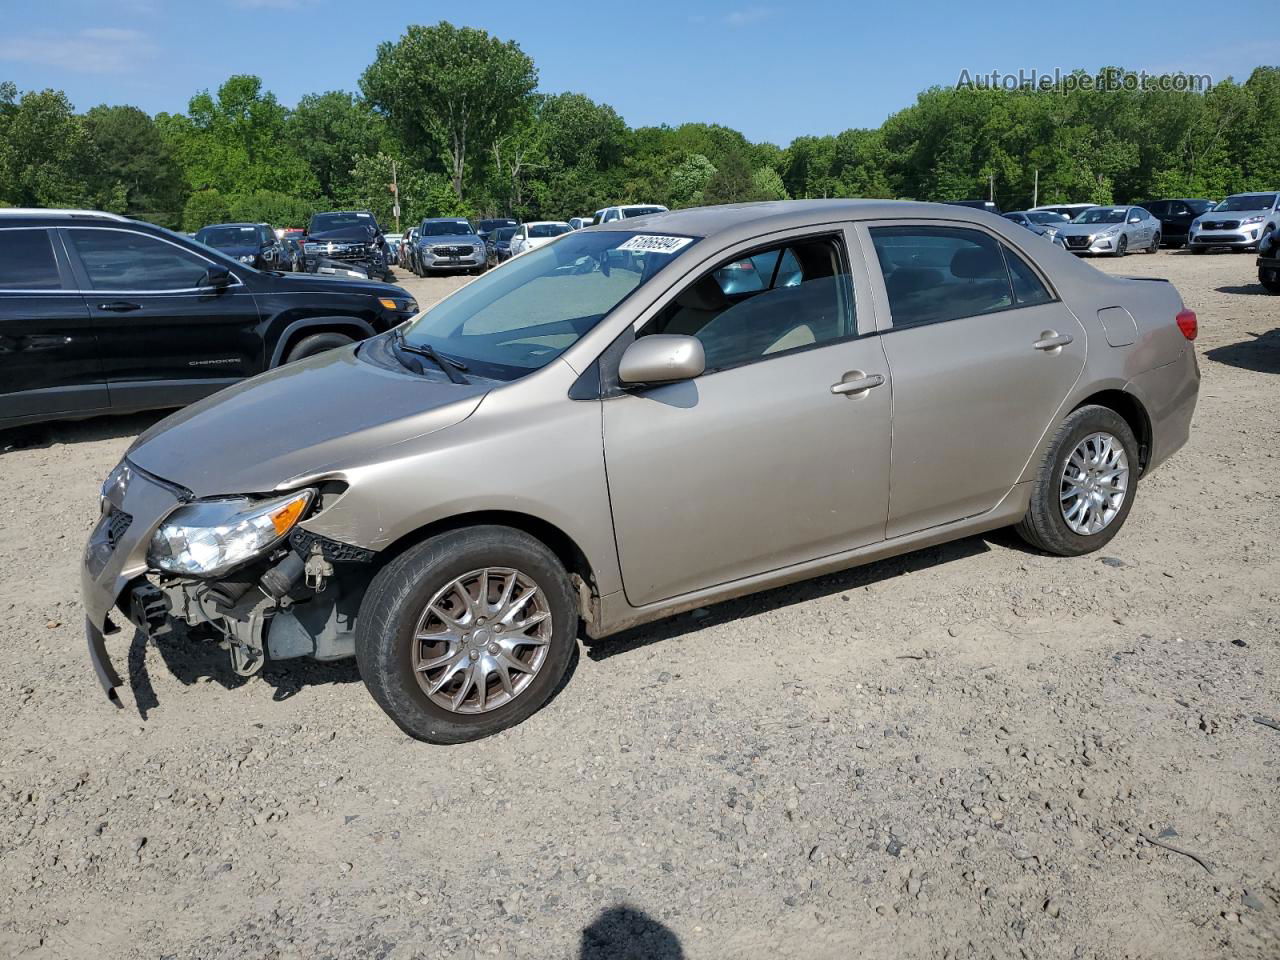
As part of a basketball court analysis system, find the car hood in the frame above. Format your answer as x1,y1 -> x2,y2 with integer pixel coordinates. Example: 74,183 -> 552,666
1055,222 -> 1122,237
419,233 -> 480,246
267,271 -> 411,299
125,345 -> 487,497
1200,208 -> 1271,220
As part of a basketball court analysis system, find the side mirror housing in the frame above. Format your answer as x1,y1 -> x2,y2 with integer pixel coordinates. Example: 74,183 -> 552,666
618,335 -> 706,386
199,265 -> 233,289
1128,216 -> 1142,224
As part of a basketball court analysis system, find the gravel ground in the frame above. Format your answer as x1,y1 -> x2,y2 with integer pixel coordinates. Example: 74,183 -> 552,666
1,250 -> 1278,960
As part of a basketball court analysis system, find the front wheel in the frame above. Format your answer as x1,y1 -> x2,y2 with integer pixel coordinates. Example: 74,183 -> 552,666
1149,232 -> 1161,252
1115,235 -> 1128,257
1015,405 -> 1139,556
1260,265 -> 1280,293
355,526 -> 579,744
284,332 -> 355,363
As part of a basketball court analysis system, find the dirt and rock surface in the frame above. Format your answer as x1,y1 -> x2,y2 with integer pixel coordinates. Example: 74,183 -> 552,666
1,250 -> 1278,959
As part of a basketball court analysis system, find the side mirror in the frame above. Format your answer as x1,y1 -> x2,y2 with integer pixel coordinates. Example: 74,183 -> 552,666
618,335 -> 705,386
199,265 -> 233,289
1128,216 -> 1142,224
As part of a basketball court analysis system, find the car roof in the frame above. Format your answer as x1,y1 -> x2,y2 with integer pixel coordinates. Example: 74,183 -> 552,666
0,208 -> 130,224
199,222 -> 265,229
525,220 -> 570,227
588,199 -> 1018,238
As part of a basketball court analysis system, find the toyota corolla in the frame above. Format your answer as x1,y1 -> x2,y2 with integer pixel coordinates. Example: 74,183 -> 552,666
84,201 -> 1199,743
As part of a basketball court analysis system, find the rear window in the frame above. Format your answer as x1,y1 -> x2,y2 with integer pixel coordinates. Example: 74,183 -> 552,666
0,229 -> 61,290
623,207 -> 665,218
528,223 -> 570,238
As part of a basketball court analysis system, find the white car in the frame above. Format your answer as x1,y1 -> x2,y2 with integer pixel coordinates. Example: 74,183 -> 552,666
509,221 -> 571,257
569,216 -> 594,230
592,204 -> 669,224
1029,203 -> 1095,221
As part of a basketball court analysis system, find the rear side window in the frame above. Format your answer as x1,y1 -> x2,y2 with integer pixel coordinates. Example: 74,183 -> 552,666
870,226 -> 1013,328
0,229 -> 61,290
1002,244 -> 1052,306
68,229 -> 213,291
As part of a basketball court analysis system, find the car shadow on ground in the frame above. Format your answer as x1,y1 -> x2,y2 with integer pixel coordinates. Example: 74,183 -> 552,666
584,534 -> 991,661
126,623 -> 363,719
0,410 -> 170,454
579,906 -> 684,960
1215,283 -> 1273,296
1205,329 -> 1280,375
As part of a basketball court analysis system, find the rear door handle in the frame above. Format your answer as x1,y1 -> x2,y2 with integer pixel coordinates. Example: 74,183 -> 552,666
830,373 -> 885,396
97,301 -> 141,313
1033,332 -> 1073,351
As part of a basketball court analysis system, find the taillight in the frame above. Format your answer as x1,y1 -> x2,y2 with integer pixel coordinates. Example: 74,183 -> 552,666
1176,308 -> 1198,341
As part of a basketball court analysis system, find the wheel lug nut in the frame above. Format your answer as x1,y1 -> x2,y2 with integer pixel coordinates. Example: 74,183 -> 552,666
469,649 -> 479,660
487,642 -> 500,655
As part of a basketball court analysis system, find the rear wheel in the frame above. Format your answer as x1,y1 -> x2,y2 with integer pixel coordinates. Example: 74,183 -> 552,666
355,526 -> 579,744
284,332 -> 355,363
1115,235 -> 1128,257
1149,232 -> 1161,252
1259,265 -> 1280,293
1015,405 -> 1138,556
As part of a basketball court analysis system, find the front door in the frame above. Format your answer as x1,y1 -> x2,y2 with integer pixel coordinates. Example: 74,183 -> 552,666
61,227 -> 262,410
603,230 -> 892,607
0,226 -> 107,424
862,222 -> 1086,538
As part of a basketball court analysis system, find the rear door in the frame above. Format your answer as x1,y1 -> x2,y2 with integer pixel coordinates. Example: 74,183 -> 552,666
0,227 -> 107,424
61,227 -> 263,410
859,222 -> 1086,538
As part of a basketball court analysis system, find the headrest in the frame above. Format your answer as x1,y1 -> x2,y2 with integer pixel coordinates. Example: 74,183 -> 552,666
950,246 -> 1005,280
884,266 -> 943,298
676,274 -> 729,312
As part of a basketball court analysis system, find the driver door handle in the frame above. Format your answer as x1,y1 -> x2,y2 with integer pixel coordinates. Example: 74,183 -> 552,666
1033,332 -> 1073,351
97,301 -> 141,313
830,373 -> 885,396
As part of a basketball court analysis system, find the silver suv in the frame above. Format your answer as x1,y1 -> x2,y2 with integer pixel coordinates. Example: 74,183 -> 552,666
1188,192 -> 1280,252
84,201 -> 1199,743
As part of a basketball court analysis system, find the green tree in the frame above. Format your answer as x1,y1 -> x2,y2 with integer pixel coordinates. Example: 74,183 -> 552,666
751,166 -> 789,201
0,86 -> 95,208
702,151 -> 756,205
83,104 -> 186,227
182,188 -> 231,230
286,91 -> 385,200
360,22 -> 537,200
668,154 -> 716,208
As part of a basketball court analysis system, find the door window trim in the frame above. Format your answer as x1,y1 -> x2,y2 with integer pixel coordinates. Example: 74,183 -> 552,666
854,219 -> 1061,334
59,226 -> 246,294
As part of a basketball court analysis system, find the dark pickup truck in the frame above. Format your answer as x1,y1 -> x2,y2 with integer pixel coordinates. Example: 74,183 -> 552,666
0,209 -> 417,430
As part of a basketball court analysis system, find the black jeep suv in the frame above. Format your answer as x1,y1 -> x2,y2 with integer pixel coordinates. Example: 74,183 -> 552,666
0,209 -> 418,430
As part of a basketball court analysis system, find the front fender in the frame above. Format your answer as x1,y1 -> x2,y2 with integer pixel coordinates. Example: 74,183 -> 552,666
267,316 -> 377,367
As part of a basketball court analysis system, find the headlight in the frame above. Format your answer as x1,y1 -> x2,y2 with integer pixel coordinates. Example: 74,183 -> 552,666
148,489 -> 314,577
1241,215 -> 1265,225
238,254 -> 254,264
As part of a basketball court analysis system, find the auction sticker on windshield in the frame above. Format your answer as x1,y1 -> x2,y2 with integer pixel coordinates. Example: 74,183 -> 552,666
617,235 -> 695,254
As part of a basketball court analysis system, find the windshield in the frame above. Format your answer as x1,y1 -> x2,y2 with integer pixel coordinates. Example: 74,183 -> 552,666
479,219 -> 517,231
623,207 -> 665,218
400,230 -> 699,379
196,225 -> 260,247
529,223 -> 570,238
1075,208 -> 1127,224
1214,194 -> 1276,212
494,227 -> 517,242
1187,199 -> 1214,214
311,212 -> 375,233
420,220 -> 475,237
1026,211 -> 1069,224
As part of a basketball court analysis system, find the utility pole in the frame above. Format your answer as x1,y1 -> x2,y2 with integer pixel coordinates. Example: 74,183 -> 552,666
1033,169 -> 1039,208
390,159 -> 401,233
989,172 -> 995,203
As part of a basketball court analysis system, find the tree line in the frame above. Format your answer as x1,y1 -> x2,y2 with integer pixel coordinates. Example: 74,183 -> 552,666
1,21 -> 1277,232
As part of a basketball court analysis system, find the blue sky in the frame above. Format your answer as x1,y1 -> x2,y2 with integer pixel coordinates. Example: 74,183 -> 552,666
1,0 -> 1275,144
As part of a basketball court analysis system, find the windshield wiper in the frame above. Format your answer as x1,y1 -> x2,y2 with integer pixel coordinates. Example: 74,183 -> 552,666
392,329 -> 470,384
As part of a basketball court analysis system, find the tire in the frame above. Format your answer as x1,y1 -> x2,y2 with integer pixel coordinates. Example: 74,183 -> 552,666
1115,235 -> 1128,257
1190,245 -> 1206,255
1149,232 -> 1161,252
1260,267 -> 1280,294
355,526 -> 579,744
283,332 -> 355,363
1015,405 -> 1139,557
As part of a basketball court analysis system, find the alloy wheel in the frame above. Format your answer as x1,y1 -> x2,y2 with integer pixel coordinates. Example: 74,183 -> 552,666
411,567 -> 552,714
1059,432 -> 1130,536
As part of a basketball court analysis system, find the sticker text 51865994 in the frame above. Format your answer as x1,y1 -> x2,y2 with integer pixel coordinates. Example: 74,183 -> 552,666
616,235 -> 694,254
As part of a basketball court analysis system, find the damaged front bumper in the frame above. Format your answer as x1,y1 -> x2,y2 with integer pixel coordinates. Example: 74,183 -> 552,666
81,461 -> 376,705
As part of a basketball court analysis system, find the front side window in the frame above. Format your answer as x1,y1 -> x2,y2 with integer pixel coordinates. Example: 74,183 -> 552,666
399,230 -> 699,379
69,229 -> 213,291
870,226 -> 1014,328
0,229 -> 61,290
1075,208 -> 1127,225
642,235 -> 853,372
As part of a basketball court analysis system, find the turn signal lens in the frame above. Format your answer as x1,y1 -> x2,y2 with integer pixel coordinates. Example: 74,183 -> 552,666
269,495 -> 310,536
1176,309 -> 1198,341
379,297 -> 398,310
